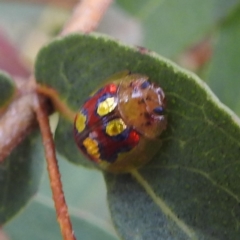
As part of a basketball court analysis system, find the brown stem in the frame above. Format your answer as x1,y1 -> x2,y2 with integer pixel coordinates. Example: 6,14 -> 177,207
61,0 -> 113,35
33,93 -> 76,240
36,85 -> 76,123
0,93 -> 37,162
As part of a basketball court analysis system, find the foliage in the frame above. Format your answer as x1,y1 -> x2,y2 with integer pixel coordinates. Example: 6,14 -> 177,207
1,1 -> 240,239
35,33 -> 240,239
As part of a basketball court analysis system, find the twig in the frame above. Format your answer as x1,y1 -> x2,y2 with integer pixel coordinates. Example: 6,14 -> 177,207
36,85 -> 76,123
61,0 -> 113,35
33,94 -> 76,240
0,93 -> 36,162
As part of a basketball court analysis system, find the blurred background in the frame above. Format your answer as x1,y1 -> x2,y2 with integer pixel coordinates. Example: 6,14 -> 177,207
0,0 -> 239,239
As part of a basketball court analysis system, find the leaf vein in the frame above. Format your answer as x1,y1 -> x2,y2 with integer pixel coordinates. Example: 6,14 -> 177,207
157,165 -> 240,203
131,170 -> 198,240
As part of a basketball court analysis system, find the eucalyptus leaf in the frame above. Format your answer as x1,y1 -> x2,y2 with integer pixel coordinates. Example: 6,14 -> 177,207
0,71 -> 16,110
116,0 -> 239,58
207,8 -> 240,116
0,130 -> 45,224
35,33 -> 240,239
4,198 -> 118,240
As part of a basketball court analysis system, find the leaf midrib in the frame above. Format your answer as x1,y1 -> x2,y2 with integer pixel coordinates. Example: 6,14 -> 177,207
130,169 -> 198,240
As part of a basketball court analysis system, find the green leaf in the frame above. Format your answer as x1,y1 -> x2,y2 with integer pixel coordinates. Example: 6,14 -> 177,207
4,200 -> 118,240
0,130 -> 45,224
0,71 -> 16,110
206,8 -> 240,116
35,33 -> 240,239
116,0 -> 239,57
4,156 -> 119,240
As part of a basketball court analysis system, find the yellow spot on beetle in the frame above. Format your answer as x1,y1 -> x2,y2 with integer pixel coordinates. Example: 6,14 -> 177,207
75,112 -> 86,133
83,137 -> 100,159
97,97 -> 116,116
106,118 -> 126,136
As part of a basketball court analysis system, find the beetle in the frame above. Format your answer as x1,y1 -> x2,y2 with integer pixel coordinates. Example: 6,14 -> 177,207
73,71 -> 167,173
